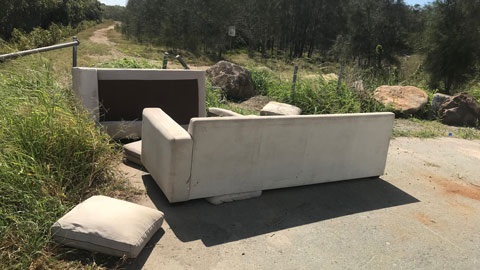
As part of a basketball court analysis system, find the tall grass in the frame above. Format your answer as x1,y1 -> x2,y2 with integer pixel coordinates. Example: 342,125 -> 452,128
0,58 -> 124,268
249,67 -> 385,114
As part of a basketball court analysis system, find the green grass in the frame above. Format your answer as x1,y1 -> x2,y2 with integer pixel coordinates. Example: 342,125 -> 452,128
98,57 -> 158,68
393,118 -> 480,139
248,66 -> 386,115
0,45 -> 132,269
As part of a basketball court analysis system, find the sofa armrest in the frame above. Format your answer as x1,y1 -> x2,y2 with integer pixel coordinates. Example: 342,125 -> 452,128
141,108 -> 193,202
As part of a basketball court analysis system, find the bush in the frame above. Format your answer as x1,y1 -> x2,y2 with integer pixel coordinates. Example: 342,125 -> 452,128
0,60 -> 122,268
8,21 -> 97,51
290,79 -> 362,114
250,66 -> 278,96
250,67 -> 385,114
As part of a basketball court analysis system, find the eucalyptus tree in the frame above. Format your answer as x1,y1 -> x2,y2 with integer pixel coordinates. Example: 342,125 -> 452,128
423,0 -> 480,93
0,0 -> 103,41
342,0 -> 410,67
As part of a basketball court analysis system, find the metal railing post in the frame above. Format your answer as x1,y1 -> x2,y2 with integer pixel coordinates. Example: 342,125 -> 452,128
162,52 -> 169,69
176,55 -> 190,69
72,36 -> 78,67
291,65 -> 299,101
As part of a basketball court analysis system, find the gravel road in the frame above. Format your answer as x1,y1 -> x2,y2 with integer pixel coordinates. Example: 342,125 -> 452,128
119,136 -> 480,270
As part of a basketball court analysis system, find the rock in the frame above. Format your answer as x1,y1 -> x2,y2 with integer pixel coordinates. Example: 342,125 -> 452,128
260,101 -> 302,116
439,93 -> 480,127
373,85 -> 428,114
240,95 -> 272,112
206,61 -> 255,100
429,93 -> 451,119
207,107 -> 244,117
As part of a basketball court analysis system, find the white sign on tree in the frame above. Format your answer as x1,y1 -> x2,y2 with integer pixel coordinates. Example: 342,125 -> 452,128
228,26 -> 236,37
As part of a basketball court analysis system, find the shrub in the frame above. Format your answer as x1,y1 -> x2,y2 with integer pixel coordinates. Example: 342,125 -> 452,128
0,60 -> 122,268
250,67 -> 384,114
290,78 -> 363,114
98,58 -> 158,68
8,21 -> 98,51
250,66 -> 278,96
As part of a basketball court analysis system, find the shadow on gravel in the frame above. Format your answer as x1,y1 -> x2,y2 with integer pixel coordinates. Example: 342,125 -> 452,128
141,175 -> 418,247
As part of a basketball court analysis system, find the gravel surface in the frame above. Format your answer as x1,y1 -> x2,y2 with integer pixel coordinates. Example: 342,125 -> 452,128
119,136 -> 480,270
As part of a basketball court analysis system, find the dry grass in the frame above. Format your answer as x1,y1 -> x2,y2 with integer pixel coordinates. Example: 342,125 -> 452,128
393,118 -> 480,139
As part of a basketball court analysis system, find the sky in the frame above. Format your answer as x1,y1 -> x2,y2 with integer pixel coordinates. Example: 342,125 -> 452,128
404,0 -> 431,6
98,0 -> 432,7
99,0 -> 126,6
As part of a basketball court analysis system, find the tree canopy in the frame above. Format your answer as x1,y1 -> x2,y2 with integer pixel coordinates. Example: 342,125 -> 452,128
120,0 -> 480,93
122,0 -> 417,63
423,0 -> 480,93
0,0 -> 103,41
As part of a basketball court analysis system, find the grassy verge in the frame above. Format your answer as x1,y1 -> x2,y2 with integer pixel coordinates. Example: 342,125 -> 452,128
393,118 -> 480,139
0,23 -> 139,269
0,58 -> 138,269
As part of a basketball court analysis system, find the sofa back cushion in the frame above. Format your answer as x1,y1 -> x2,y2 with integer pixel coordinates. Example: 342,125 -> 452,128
187,112 -> 394,200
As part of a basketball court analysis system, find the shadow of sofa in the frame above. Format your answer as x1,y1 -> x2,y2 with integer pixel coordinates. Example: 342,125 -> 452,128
141,108 -> 395,203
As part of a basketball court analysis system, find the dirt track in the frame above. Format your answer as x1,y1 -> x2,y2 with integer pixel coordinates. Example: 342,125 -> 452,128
89,24 -> 115,45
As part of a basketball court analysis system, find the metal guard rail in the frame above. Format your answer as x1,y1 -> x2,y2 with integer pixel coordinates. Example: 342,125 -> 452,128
0,37 -> 79,67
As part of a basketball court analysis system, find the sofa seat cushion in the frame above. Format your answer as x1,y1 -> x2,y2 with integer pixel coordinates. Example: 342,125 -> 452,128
124,140 -> 142,166
51,195 -> 164,258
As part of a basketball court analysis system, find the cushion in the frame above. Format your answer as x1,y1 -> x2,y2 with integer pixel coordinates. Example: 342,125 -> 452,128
51,195 -> 164,258
207,107 -> 244,117
124,140 -> 142,166
260,101 -> 302,116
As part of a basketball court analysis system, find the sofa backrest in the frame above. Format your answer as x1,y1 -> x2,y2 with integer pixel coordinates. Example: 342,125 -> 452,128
72,68 -> 206,139
187,112 -> 394,200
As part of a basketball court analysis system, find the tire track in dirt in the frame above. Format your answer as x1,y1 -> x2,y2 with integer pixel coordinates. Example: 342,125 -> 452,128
89,24 -> 115,45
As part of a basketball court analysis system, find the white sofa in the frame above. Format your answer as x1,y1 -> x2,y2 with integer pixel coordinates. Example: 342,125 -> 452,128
72,68 -> 206,139
141,108 -> 395,203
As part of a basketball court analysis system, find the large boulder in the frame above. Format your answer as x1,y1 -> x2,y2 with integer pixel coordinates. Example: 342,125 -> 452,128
373,85 -> 428,114
439,93 -> 480,127
429,93 -> 451,119
206,61 -> 255,100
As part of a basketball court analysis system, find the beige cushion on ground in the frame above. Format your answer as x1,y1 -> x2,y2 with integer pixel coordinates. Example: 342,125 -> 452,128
124,140 -> 142,166
260,101 -> 302,115
51,195 -> 164,258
